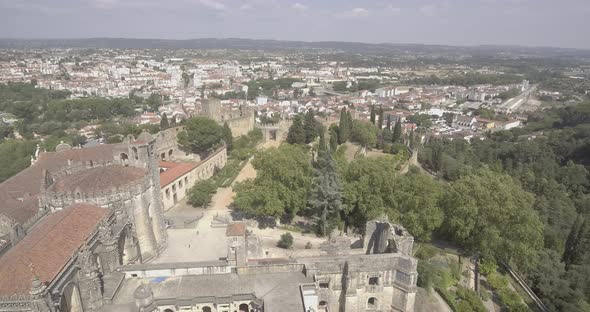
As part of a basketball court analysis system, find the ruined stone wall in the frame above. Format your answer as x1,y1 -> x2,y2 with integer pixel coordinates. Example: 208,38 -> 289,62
224,111 -> 255,137
160,147 -> 227,211
154,126 -> 197,161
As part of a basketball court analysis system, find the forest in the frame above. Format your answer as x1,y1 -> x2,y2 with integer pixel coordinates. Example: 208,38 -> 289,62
420,102 -> 590,311
232,103 -> 590,311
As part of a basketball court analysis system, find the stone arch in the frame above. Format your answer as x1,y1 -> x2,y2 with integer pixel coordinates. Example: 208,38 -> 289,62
118,228 -> 139,265
202,307 -> 212,312
239,303 -> 249,312
168,149 -> 173,157
60,282 -> 83,312
132,147 -> 139,160
161,152 -> 166,160
367,297 -> 378,309
120,153 -> 129,166
319,300 -> 328,308
164,309 -> 174,312
94,254 -> 103,274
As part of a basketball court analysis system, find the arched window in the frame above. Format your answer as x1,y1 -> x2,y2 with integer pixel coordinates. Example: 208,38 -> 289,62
367,297 -> 377,309
132,147 -> 139,160
368,276 -> 379,285
120,153 -> 129,166
168,149 -> 173,157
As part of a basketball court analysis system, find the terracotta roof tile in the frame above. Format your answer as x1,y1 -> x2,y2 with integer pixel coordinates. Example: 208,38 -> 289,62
159,161 -> 198,188
0,204 -> 107,296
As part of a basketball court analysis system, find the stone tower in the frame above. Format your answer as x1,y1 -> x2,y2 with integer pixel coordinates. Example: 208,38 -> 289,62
117,132 -> 168,261
202,98 -> 221,122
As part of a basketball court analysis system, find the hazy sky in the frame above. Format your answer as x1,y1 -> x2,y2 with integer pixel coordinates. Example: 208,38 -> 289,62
0,0 -> 588,49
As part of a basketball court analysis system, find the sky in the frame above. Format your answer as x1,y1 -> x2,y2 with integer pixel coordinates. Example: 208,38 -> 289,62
0,0 -> 589,49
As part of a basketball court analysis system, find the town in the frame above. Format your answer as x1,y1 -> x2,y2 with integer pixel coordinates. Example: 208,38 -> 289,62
0,39 -> 588,312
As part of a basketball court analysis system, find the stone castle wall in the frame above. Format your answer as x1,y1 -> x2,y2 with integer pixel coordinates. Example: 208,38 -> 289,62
224,111 -> 255,137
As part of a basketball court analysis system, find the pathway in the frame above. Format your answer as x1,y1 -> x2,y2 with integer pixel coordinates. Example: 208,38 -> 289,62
154,140 -> 277,263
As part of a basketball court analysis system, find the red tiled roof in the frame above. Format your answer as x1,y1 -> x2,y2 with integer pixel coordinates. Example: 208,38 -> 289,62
0,204 -> 107,296
226,223 -> 246,237
49,165 -> 147,193
0,144 -> 116,225
159,161 -> 198,188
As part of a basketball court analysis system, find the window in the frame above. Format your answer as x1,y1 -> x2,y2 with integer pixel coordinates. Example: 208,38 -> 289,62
368,277 -> 379,286
367,297 -> 377,309
319,282 -> 329,289
166,188 -> 170,199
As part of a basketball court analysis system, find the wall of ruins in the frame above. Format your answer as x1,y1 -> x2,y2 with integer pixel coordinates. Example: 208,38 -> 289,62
154,126 -> 198,161
225,111 -> 255,137
160,147 -> 227,211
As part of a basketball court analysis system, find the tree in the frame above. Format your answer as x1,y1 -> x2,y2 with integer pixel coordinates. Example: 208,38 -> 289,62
187,180 -> 217,208
0,139 -> 38,182
287,114 -> 306,144
303,110 -> 317,144
370,104 -> 376,124
222,122 -> 233,151
390,169 -> 444,242
392,121 -> 402,144
277,233 -> 294,249
351,120 -> 378,148
308,149 -> 343,236
329,125 -> 339,152
341,157 -> 399,229
177,117 -> 224,157
233,144 -> 312,221
377,105 -> 384,129
160,113 -> 169,129
441,168 -> 544,269
147,93 -> 162,111
338,108 -> 350,144
563,215 -> 590,268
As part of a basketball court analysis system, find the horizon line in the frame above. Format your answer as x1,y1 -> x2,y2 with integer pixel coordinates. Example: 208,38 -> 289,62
0,37 -> 588,52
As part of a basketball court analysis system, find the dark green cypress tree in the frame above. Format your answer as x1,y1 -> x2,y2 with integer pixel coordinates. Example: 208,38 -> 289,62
304,109 -> 317,144
392,121 -> 402,144
377,105 -> 384,129
222,122 -> 233,151
160,113 -> 169,129
329,125 -> 339,152
287,115 -> 306,144
338,108 -> 349,144
386,114 -> 392,130
370,105 -> 376,124
563,215 -> 589,267
307,149 -> 343,236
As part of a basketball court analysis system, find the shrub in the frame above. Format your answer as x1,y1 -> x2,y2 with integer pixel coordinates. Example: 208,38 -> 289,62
479,258 -> 498,276
455,286 -> 487,312
277,233 -> 294,249
187,180 -> 217,208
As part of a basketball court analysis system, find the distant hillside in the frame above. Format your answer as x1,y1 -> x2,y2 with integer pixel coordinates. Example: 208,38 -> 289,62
0,38 -> 589,58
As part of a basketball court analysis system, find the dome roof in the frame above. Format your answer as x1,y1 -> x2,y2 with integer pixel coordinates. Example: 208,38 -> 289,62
49,165 -> 148,193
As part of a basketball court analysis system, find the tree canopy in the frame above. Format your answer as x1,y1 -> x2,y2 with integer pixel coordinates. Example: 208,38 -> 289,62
233,144 -> 312,221
441,168 -> 544,269
177,117 -> 225,157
